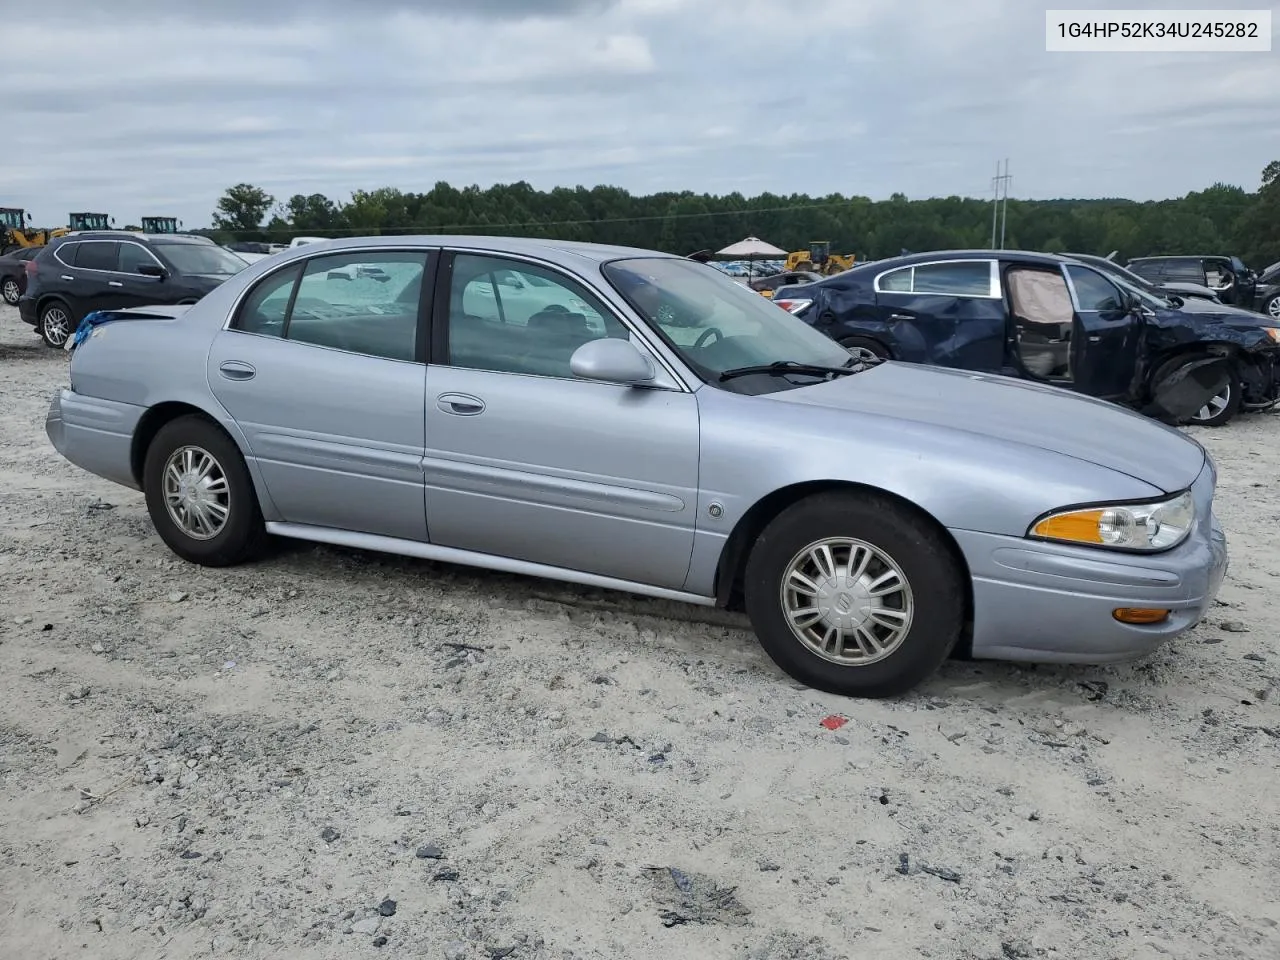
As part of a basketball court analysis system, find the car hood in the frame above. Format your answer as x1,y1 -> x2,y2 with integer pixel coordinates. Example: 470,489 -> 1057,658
1160,280 -> 1218,298
769,361 -> 1205,493
1165,296 -> 1280,329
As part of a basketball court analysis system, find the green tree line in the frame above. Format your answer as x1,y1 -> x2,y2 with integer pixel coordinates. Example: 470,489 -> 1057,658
207,161 -> 1280,268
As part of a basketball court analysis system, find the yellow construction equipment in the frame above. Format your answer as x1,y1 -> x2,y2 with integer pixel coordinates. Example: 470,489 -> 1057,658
0,207 -> 68,254
784,241 -> 857,275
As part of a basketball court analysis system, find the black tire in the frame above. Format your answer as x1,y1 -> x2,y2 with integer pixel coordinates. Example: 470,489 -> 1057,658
838,335 -> 891,362
38,300 -> 75,348
1154,355 -> 1241,427
743,491 -> 965,698
142,414 -> 268,566
1,276 -> 20,305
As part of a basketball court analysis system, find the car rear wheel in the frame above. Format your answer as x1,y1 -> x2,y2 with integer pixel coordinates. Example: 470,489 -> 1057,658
142,415 -> 267,566
838,336 -> 891,363
2,277 -> 20,305
743,491 -> 965,698
38,301 -> 74,347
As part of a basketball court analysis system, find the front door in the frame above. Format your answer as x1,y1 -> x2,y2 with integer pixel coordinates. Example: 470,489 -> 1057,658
206,249 -> 433,541
423,252 -> 700,590
1061,262 -> 1140,399
872,259 -> 1007,371
115,240 -> 167,309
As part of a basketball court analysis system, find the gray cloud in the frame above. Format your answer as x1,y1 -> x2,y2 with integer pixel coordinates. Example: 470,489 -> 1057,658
9,0 -> 1280,228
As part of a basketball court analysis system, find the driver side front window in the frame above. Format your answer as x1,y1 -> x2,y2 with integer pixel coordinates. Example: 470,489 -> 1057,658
446,254 -> 629,378
1065,265 -> 1123,312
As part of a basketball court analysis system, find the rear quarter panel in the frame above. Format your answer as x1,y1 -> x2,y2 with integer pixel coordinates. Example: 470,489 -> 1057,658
65,295 -> 278,511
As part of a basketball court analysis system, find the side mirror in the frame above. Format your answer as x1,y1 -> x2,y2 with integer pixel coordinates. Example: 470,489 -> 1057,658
138,264 -> 166,279
569,337 -> 655,385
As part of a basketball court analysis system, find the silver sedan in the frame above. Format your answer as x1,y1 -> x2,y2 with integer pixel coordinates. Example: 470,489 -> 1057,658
46,236 -> 1229,697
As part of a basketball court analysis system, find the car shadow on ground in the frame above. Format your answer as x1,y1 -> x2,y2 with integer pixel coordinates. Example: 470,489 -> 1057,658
266,537 -> 1134,707
0,340 -> 54,362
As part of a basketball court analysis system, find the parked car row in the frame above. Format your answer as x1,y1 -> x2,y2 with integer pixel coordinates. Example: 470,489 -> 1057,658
46,235 -> 1228,700
770,249 -> 1280,428
15,230 -> 252,346
1126,255 -> 1280,317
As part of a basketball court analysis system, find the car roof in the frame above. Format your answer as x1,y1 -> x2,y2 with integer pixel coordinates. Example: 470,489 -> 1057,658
839,249 -> 1073,276
1128,255 -> 1226,261
55,230 -> 213,244
260,234 -> 680,267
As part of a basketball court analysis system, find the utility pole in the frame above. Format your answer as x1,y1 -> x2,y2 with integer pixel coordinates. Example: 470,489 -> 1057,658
990,161 -> 1000,249
990,159 -> 1012,249
999,158 -> 1011,249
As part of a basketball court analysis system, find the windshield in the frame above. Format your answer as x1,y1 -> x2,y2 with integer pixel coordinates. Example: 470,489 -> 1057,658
153,242 -> 248,276
1109,272 -> 1170,310
602,257 -> 853,390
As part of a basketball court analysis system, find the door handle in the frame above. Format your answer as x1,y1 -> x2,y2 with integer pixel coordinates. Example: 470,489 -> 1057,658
436,392 -> 485,416
889,313 -> 914,321
218,361 -> 256,381
61,275 -> 74,281
108,281 -> 123,287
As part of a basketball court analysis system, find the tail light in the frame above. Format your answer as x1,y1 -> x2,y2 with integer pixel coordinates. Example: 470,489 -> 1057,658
773,298 -> 812,315
24,259 -> 37,277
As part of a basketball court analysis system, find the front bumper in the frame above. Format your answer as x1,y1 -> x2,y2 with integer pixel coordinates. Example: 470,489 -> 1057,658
956,462 -> 1227,664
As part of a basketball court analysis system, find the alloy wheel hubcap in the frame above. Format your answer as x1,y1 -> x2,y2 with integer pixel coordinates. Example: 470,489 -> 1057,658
1268,298 -> 1280,319
780,537 -> 914,665
162,445 -> 230,540
2,280 -> 18,302
1194,384 -> 1231,422
42,309 -> 70,344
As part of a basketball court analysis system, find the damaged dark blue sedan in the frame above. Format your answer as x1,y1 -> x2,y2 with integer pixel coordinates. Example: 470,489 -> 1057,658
772,250 -> 1280,427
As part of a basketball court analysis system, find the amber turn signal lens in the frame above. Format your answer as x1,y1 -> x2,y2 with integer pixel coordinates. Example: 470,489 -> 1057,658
1032,510 -> 1105,544
1112,608 -> 1170,625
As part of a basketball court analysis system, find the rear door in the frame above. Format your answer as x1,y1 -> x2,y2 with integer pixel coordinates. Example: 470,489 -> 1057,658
206,248 -> 434,541
872,258 -> 1006,371
57,240 -> 121,320
1061,263 -> 1140,399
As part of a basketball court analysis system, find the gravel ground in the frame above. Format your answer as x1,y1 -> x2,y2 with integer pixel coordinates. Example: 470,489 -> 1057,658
1,303 -> 1278,960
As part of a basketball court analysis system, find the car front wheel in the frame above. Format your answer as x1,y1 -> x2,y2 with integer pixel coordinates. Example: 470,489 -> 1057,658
743,491 -> 965,698
142,414 -> 267,566
1264,293 -> 1280,320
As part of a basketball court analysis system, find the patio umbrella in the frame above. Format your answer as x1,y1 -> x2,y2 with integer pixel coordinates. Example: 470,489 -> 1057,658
715,236 -> 789,278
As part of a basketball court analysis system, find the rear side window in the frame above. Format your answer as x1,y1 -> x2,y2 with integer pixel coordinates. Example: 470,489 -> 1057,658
74,241 -> 120,272
912,261 -> 993,296
875,261 -> 994,296
54,242 -> 80,267
235,263 -> 302,335
231,252 -> 430,362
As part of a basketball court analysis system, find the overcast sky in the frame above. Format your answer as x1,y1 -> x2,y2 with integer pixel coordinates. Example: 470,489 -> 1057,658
8,0 -> 1279,228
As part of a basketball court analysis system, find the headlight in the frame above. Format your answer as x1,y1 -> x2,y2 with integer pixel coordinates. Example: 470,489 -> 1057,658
1029,491 -> 1195,552
1264,327 -> 1280,343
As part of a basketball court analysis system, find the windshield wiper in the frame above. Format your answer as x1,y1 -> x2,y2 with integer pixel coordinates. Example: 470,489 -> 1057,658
718,359 -> 865,383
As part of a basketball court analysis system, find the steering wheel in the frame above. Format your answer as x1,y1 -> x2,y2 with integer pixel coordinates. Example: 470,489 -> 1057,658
693,326 -> 724,349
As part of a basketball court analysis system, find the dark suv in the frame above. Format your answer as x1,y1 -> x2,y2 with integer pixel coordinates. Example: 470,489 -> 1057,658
19,231 -> 248,347
1126,255 -> 1260,309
